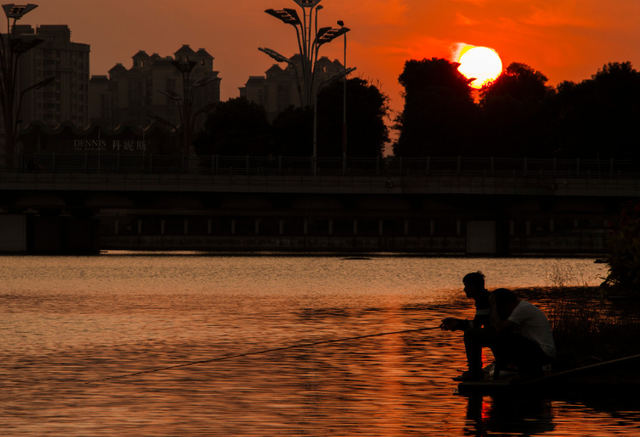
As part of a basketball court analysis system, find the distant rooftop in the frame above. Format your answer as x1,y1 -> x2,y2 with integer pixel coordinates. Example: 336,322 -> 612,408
175,44 -> 195,55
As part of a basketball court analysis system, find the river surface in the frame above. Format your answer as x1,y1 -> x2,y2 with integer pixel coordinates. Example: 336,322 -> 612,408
0,253 -> 638,436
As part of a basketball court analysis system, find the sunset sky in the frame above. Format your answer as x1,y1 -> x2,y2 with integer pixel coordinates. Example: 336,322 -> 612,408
27,0 -> 640,120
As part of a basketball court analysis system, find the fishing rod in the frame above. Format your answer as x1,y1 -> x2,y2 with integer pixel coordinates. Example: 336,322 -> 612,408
88,325 -> 440,384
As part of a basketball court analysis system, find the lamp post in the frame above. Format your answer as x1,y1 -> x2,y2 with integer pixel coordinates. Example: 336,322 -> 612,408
16,75 -> 54,123
262,0 -> 349,107
337,20 -> 349,162
172,59 -> 196,156
258,47 -> 303,107
313,67 -> 356,175
0,3 -> 45,164
157,60 -> 217,157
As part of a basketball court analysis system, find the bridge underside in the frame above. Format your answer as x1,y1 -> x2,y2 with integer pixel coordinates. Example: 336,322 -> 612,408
0,182 -> 626,255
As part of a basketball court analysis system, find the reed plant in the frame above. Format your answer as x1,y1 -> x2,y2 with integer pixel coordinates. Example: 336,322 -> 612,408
537,286 -> 640,371
543,261 -> 592,288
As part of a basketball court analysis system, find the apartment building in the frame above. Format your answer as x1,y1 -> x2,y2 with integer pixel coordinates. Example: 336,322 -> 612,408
13,24 -> 90,129
240,55 -> 344,120
90,45 -> 221,131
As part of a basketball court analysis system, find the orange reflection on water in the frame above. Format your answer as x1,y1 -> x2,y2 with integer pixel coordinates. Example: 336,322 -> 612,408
1,254 -> 636,436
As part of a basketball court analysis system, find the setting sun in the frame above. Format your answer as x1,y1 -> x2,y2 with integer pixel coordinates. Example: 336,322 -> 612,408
456,46 -> 503,89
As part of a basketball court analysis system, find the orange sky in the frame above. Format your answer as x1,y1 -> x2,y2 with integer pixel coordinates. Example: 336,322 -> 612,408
28,0 -> 640,121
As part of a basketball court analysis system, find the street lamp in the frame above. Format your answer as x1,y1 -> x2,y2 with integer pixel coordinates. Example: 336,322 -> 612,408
173,60 -> 196,156
262,0 -> 346,107
337,20 -> 349,161
16,75 -> 54,127
313,67 -> 356,175
157,60 -> 217,157
258,47 -> 292,64
151,115 -> 178,131
258,46 -> 304,107
3,3 -> 37,18
307,24 -> 349,104
0,3 -> 42,164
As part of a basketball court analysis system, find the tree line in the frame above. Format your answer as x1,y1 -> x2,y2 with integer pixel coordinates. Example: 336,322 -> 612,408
193,77 -> 389,158
194,58 -> 640,159
394,58 -> 640,159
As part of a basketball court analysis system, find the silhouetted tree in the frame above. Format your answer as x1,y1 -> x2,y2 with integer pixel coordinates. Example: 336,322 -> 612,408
478,62 -> 555,157
393,58 -> 477,157
552,62 -> 640,159
193,98 -> 272,156
316,77 -> 390,157
271,106 -> 314,156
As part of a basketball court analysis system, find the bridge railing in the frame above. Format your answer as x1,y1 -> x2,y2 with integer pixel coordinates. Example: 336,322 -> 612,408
7,153 -> 640,179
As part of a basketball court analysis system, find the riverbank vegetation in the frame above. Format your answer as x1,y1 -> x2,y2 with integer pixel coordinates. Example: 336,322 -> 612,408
520,286 -> 640,372
600,201 -> 640,299
527,201 -> 640,372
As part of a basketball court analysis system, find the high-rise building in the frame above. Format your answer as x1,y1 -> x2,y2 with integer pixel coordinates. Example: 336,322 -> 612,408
240,55 -> 343,120
90,45 -> 221,131
13,24 -> 90,129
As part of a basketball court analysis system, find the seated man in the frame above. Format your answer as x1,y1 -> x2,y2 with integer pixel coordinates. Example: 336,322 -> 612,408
490,288 -> 556,379
440,271 -> 494,381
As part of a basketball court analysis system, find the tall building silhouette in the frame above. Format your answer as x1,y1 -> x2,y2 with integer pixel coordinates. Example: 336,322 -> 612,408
12,24 -> 90,129
90,45 -> 221,130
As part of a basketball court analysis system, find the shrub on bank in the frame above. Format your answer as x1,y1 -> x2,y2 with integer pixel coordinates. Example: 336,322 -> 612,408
539,287 -> 640,371
601,201 -> 640,298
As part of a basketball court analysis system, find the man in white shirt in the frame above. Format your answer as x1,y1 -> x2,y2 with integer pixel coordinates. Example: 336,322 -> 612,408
489,288 -> 556,379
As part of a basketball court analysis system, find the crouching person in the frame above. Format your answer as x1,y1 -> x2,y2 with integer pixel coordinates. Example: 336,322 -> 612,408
440,271 -> 496,381
490,288 -> 556,380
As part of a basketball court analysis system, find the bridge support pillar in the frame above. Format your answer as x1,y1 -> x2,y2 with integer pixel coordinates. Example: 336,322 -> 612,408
32,215 -> 100,254
0,215 -> 27,252
0,213 -> 100,254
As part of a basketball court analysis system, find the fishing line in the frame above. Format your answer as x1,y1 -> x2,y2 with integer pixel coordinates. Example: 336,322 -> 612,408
87,326 -> 439,384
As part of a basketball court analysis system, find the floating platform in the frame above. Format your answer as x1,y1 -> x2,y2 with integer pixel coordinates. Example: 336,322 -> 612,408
456,354 -> 640,397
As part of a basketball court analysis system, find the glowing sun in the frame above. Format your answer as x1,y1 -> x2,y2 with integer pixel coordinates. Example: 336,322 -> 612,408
457,46 -> 503,89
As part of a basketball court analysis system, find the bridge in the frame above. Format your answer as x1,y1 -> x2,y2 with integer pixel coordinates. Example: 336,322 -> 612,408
1,154 -> 638,255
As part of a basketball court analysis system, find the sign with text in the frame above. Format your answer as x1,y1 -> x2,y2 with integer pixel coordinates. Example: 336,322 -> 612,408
73,139 -> 150,153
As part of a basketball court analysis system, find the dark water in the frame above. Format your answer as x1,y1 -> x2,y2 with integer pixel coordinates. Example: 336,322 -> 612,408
1,253 -> 638,436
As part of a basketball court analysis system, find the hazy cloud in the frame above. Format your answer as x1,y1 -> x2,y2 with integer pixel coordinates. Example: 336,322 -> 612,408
456,13 -> 481,26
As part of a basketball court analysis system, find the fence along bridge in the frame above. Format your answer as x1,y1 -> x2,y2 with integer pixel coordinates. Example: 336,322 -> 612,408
5,154 -> 640,197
